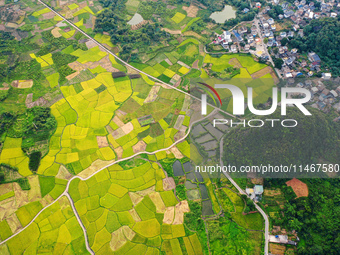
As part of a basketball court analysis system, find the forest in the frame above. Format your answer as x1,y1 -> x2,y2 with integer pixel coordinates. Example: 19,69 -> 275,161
94,0 -> 172,61
289,18 -> 340,76
266,178 -> 340,254
0,107 -> 57,171
222,108 -> 340,169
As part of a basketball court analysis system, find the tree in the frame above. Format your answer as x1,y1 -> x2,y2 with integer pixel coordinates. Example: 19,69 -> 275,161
274,58 -> 284,69
281,37 -> 288,46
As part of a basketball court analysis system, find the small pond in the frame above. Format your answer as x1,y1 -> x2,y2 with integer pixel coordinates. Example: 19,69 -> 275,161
209,5 -> 236,24
127,13 -> 144,25
173,160 -> 184,176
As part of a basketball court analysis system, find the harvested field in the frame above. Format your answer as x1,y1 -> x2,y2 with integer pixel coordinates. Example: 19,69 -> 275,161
163,206 -> 174,224
144,86 -> 160,103
192,60 -> 199,69
173,200 -> 190,225
163,177 -> 176,191
68,56 -> 119,73
264,188 -> 282,197
110,227 -> 128,251
162,28 -> 181,35
169,146 -> 184,159
129,192 -> 144,206
132,141 -> 147,153
97,136 -> 109,148
182,5 -> 199,17
11,80 -> 33,88
149,192 -> 166,213
270,243 -> 286,255
286,178 -> 308,198
251,66 -> 279,84
66,71 -> 80,80
51,27 -> 62,38
113,116 -> 125,128
229,58 -> 243,68
183,31 -> 202,39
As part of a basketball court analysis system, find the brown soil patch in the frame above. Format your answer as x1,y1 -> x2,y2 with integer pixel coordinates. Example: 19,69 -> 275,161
129,192 -> 143,206
183,31 -> 202,39
132,141 -> 147,154
131,20 -> 148,30
162,28 -> 181,35
85,40 -> 97,49
113,116 -> 125,128
27,176 -> 41,202
136,186 -> 155,197
192,60 -> 199,69
182,4 -> 199,17
144,86 -> 160,103
55,165 -> 73,180
42,12 -> 54,20
165,59 -> 173,66
206,22 -> 216,29
78,159 -> 115,179
163,206 -> 175,224
251,66 -> 279,84
129,208 -> 141,222
148,192 -> 166,213
0,198 -> 18,222
264,188 -> 282,197
163,177 -> 176,191
229,58 -> 243,68
39,194 -> 54,207
0,183 -> 13,196
270,243 -> 286,255
114,146 -> 123,159
110,227 -> 128,251
286,178 -> 308,198
121,122 -> 134,135
11,80 -> 33,88
251,178 -> 263,185
6,213 -> 22,233
173,200 -> 190,225
170,146 -> 184,159
51,27 -> 62,38
111,129 -> 125,139
174,79 -> 181,88
68,55 -> 119,73
66,71 -> 80,81
97,136 -> 109,148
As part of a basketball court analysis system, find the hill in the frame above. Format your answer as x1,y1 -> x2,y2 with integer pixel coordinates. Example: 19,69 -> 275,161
222,108 -> 340,168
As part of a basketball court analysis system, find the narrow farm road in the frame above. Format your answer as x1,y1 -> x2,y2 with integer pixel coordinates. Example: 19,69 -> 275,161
64,193 -> 95,255
0,108 -> 217,249
37,0 -> 237,120
219,138 -> 269,255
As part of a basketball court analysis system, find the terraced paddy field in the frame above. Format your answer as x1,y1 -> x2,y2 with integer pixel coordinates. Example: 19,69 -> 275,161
0,1 -> 270,254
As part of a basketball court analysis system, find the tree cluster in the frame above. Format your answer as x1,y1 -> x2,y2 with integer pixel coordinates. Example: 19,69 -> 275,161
289,18 -> 340,76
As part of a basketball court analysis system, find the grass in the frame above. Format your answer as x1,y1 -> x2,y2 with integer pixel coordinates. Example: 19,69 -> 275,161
182,17 -> 201,33
39,176 -> 55,197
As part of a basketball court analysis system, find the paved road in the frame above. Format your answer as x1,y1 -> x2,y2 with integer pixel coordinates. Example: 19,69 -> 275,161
253,18 -> 282,80
1,2 -> 268,253
37,0 -> 237,120
65,193 -> 95,254
219,138 -> 269,255
0,105 -> 217,248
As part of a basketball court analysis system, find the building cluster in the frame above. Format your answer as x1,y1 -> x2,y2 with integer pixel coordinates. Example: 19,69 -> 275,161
213,25 -> 259,54
258,0 -> 340,78
212,0 -> 340,78
286,77 -> 340,114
